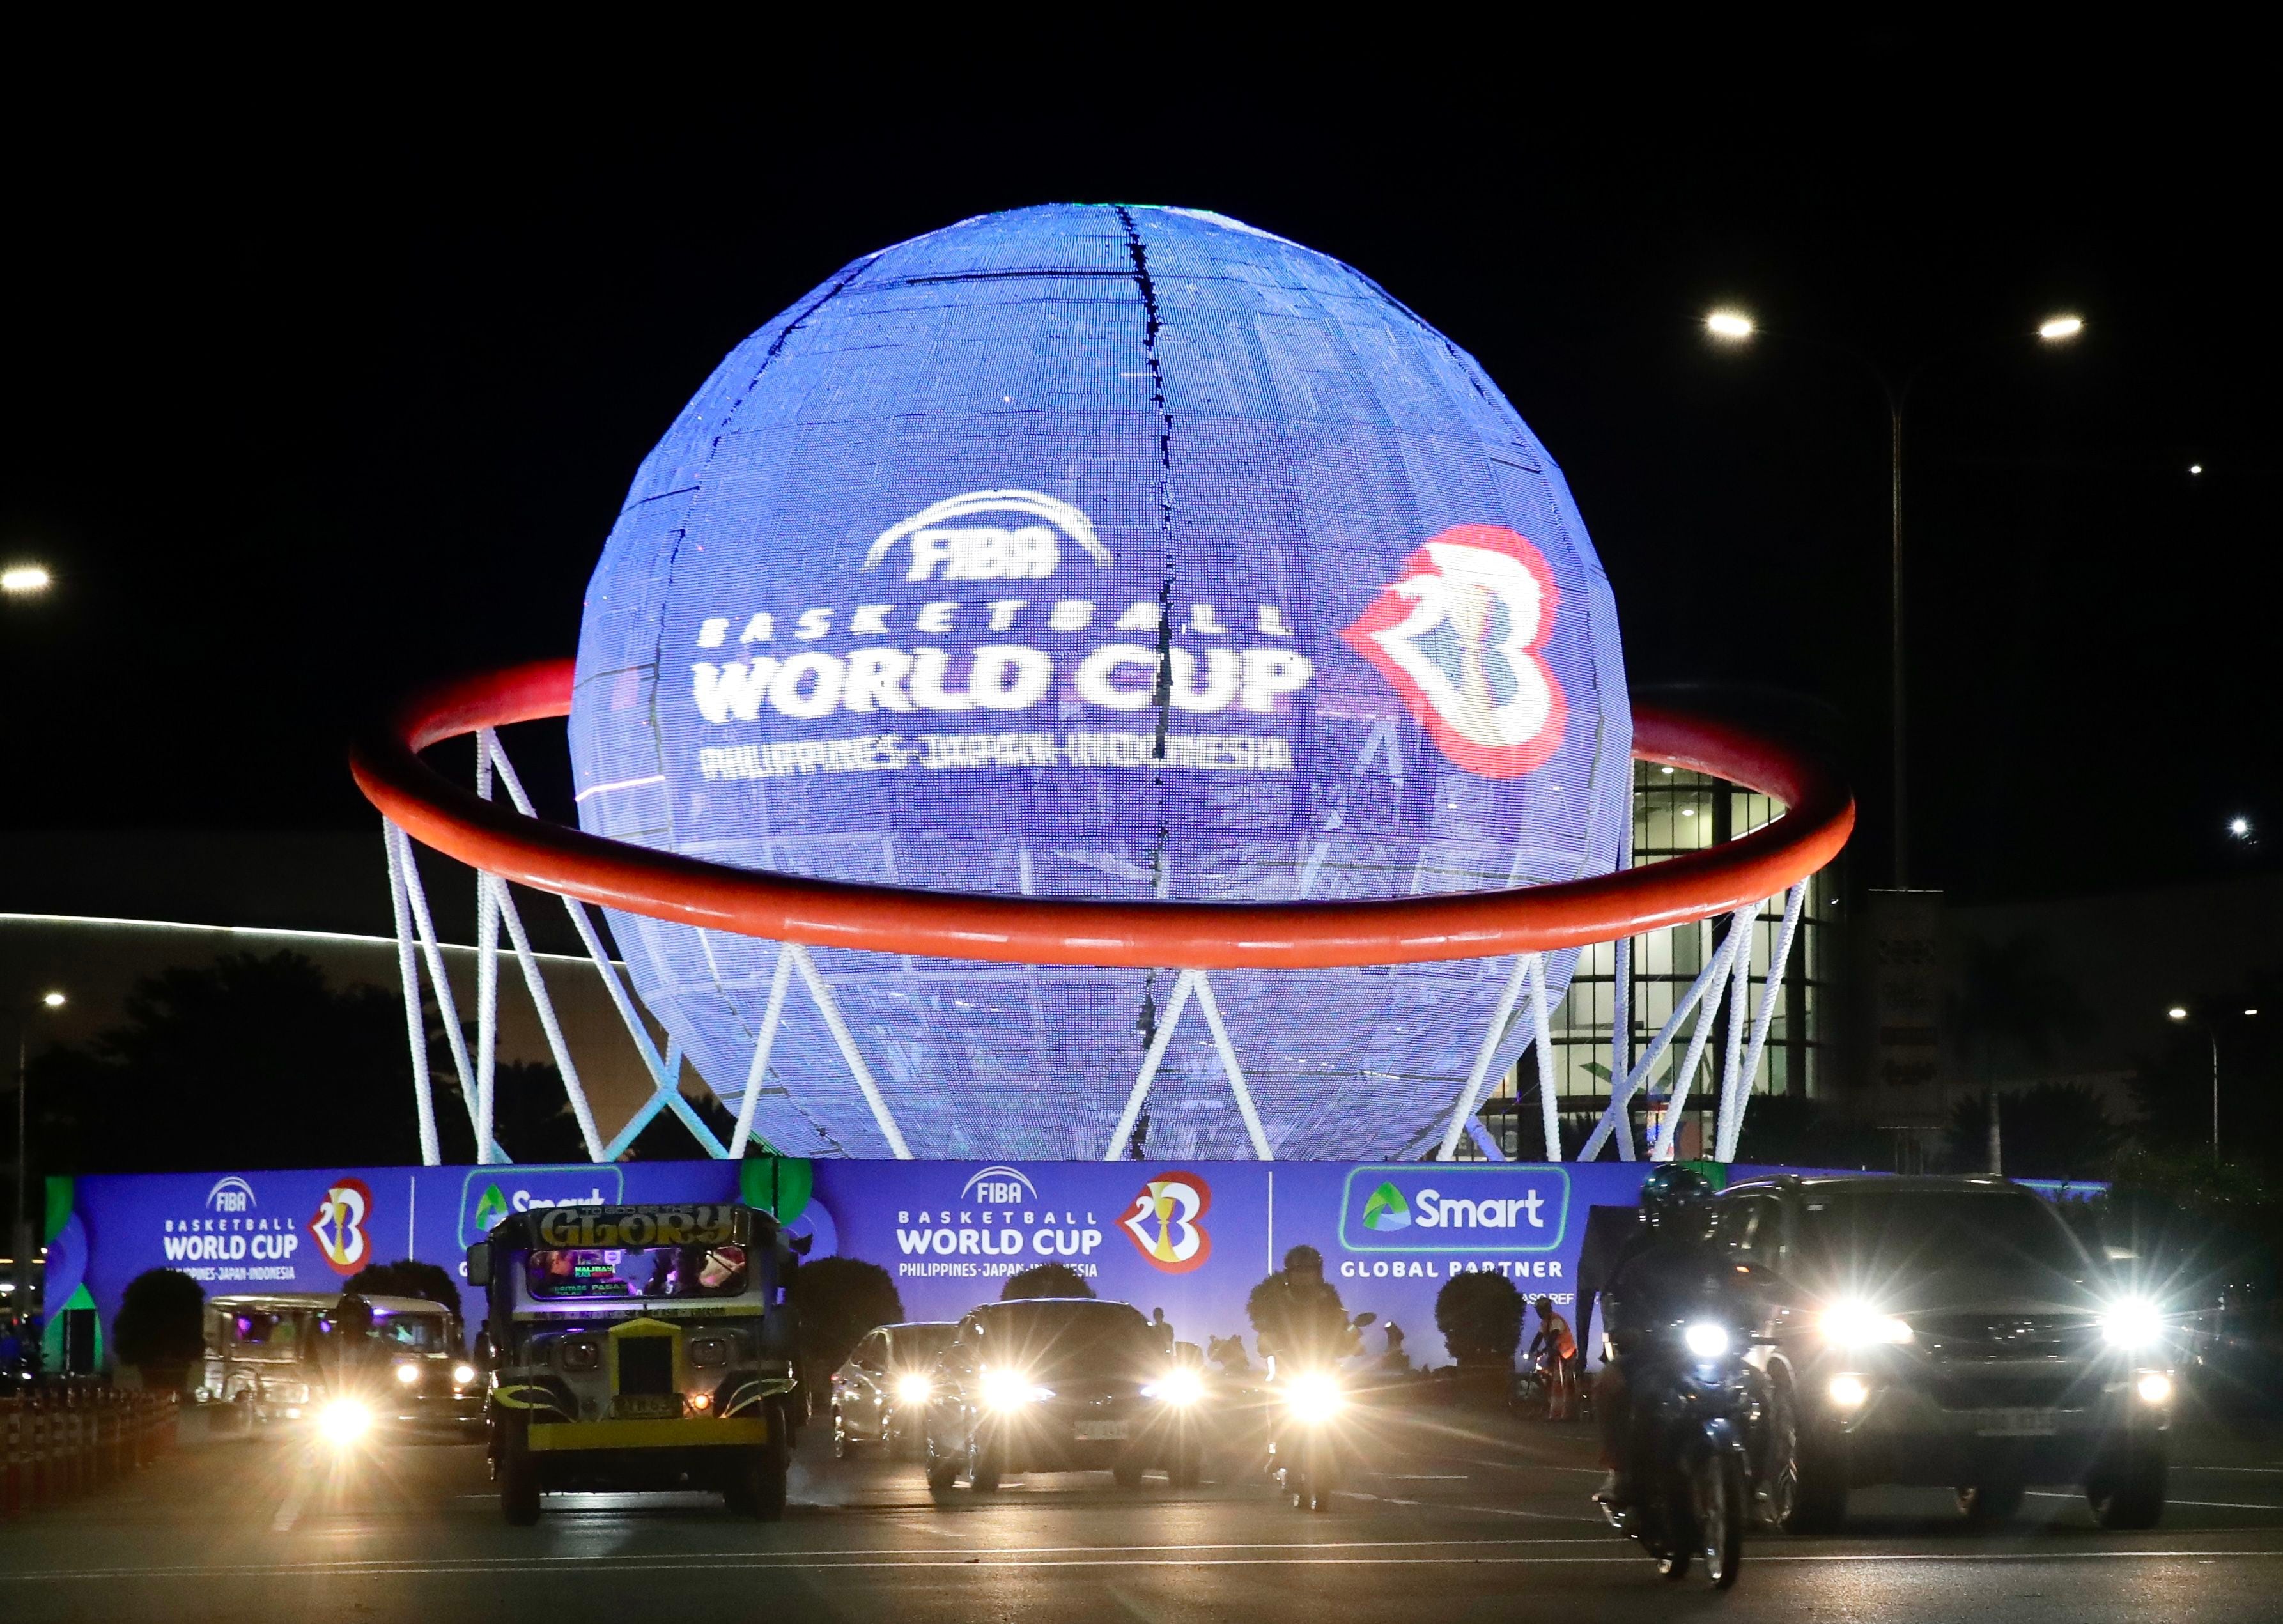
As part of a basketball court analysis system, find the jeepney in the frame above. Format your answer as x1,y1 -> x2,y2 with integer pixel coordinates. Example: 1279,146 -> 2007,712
353,1294 -> 484,1435
468,1202 -> 800,1523
198,1292 -> 334,1421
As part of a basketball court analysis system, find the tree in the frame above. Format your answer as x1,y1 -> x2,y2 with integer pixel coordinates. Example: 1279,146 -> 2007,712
346,1258 -> 463,1322
787,1256 -> 902,1379
1732,1096 -> 1889,1171
1436,1271 -> 1523,1367
114,1268 -> 205,1388
1001,1262 -> 1094,1301
1946,1082 -> 2124,1180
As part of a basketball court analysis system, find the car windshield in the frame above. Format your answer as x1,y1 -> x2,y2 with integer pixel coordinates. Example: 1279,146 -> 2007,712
975,1303 -> 1157,1377
230,1310 -> 306,1349
1796,1191 -> 2083,1280
898,1325 -> 954,1365
373,1311 -> 449,1352
523,1244 -> 751,1301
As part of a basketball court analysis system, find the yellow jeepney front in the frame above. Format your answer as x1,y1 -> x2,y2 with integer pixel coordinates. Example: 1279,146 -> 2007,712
526,1317 -> 770,1453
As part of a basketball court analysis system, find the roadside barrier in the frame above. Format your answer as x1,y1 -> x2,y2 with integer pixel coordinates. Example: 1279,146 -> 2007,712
0,1385 -> 177,1518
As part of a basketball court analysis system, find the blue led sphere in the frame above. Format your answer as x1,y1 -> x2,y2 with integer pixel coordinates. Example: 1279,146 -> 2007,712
569,205 -> 1630,1160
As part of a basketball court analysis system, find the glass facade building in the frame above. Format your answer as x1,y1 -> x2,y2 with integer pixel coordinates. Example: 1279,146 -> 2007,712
1468,761 -> 1842,1159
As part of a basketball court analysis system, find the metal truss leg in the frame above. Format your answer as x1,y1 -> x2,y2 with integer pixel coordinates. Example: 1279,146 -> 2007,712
1529,953 -> 1560,1162
474,746 -> 504,1165
600,1039 -> 700,1162
382,819 -> 442,1166
1105,970 -> 1198,1161
391,822 -> 509,1162
1652,908 -> 1753,1161
1610,816 -> 1637,1161
1712,918 -> 1751,1159
493,876 -> 606,1162
1189,972 -> 1273,1159
1439,955 -> 1533,1161
786,942 -> 911,1160
1464,1117 -> 1509,1161
1719,883 -> 1806,1163
729,943 -> 796,1159
1579,920 -> 1745,1162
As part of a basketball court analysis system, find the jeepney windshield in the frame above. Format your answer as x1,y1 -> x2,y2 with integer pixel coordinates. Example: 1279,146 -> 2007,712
373,1310 -> 451,1352
523,1244 -> 752,1302
229,1310 -> 310,1350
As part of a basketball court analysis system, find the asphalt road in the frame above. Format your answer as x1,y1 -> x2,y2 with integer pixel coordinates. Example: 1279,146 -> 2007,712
6,1405 -> 2283,1623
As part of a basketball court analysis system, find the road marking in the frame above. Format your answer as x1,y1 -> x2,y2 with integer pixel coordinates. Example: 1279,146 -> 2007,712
269,1479 -> 311,1534
12,1546 -> 2283,1584
1361,1493 -> 1601,1524
2178,1466 -> 2283,1476
1384,1474 -> 1470,1481
2025,1490 -> 2282,1513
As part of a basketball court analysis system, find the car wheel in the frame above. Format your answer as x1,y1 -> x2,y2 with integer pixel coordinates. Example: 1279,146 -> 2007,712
1956,1477 -> 2025,1524
740,1421 -> 791,1523
499,1414 -> 541,1527
832,1407 -> 851,1460
968,1432 -> 1003,1492
1772,1378 -> 1847,1535
2087,1448 -> 2166,1531
924,1427 -> 961,1492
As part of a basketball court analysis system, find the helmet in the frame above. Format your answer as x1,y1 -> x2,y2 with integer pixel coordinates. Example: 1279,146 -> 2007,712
1283,1245 -> 1325,1277
1637,1165 -> 1716,1234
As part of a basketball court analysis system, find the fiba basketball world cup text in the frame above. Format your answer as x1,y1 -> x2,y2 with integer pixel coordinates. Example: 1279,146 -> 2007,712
687,594 -> 1313,780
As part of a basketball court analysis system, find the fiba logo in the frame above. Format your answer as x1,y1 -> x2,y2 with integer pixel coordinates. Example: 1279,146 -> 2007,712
1342,523 -> 1568,779
961,1165 -> 1039,1206
205,1176 -> 257,1214
862,490 -> 1113,582
307,1178 -> 375,1276
1118,1172 -> 1212,1274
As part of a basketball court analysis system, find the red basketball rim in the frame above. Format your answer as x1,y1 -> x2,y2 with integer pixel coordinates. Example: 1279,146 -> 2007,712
349,658 -> 1852,970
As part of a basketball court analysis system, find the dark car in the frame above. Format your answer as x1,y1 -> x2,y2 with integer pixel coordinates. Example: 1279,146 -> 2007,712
831,1321 -> 956,1459
1710,1175 -> 2173,1531
920,1298 -> 1205,1493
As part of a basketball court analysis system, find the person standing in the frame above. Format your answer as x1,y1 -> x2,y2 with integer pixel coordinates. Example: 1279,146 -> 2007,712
1527,1297 -> 1578,1421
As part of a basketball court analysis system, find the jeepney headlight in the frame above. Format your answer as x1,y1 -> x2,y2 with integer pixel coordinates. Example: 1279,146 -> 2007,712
318,1398 -> 372,1446
393,1362 -> 421,1387
451,1363 -> 477,1388
561,1338 -> 601,1373
2134,1371 -> 2173,1405
2102,1297 -> 2163,1350
688,1336 -> 731,1369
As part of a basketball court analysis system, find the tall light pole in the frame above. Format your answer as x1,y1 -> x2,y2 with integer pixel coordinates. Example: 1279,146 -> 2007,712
1704,311 -> 2084,887
2169,1004 -> 2256,1159
10,991 -> 66,1326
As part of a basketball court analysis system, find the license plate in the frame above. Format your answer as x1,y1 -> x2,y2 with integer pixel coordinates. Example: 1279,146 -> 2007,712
1074,1420 -> 1131,1441
1970,1407 -> 2059,1436
614,1394 -> 682,1419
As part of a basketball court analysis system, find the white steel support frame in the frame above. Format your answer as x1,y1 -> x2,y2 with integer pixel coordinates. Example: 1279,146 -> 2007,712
382,733 -> 1813,1169
1101,968 -> 1274,1162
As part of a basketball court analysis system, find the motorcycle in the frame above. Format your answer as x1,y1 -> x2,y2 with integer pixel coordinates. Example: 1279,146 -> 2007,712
1266,1311 -> 1375,1513
1599,1319 -> 1757,1589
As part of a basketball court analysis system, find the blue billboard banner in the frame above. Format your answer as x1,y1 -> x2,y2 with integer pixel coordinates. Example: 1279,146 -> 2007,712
63,1157 -> 1780,1371
565,203 -> 1634,1163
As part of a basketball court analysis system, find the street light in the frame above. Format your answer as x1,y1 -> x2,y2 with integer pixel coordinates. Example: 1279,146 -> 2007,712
1,564 -> 52,596
2229,816 -> 2253,840
1705,308 -> 2085,887
10,991 -> 66,1323
2169,1005 -> 2254,1159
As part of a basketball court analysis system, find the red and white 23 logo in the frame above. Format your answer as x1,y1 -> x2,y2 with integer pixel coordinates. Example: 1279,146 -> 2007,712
1119,1172 -> 1212,1274
1340,523 -> 1567,779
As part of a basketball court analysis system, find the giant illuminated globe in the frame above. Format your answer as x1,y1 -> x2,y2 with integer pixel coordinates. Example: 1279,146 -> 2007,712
569,205 -> 1630,1159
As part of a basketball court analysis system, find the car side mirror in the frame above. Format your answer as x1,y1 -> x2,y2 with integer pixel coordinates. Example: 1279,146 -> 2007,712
466,1242 -> 491,1288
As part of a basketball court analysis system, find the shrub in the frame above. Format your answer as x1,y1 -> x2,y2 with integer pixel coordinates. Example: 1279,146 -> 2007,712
1001,1262 -> 1095,1301
346,1258 -> 463,1322
1435,1271 -> 1523,1367
114,1268 -> 206,1386
787,1255 -> 903,1377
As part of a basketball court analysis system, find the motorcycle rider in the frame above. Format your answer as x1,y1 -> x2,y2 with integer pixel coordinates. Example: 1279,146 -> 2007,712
1248,1245 -> 1362,1377
1591,1165 -> 1737,1509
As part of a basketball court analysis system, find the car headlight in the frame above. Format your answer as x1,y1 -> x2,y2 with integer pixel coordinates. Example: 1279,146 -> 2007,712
1142,1368 -> 1203,1407
895,1372 -> 934,1405
2103,1297 -> 2164,1349
393,1362 -> 421,1386
1821,1303 -> 1914,1347
318,1398 -> 372,1446
1282,1370 -> 1346,1423
2134,1371 -> 2173,1405
451,1363 -> 477,1388
980,1368 -> 1050,1412
1683,1321 -> 1730,1360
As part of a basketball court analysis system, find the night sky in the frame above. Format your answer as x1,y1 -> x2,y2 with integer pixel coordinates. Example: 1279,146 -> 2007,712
3,54 -> 2268,906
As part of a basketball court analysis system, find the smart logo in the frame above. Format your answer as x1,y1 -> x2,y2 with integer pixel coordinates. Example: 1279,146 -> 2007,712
457,1165 -> 624,1246
1361,1182 -> 1412,1231
1338,1165 -> 1570,1253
